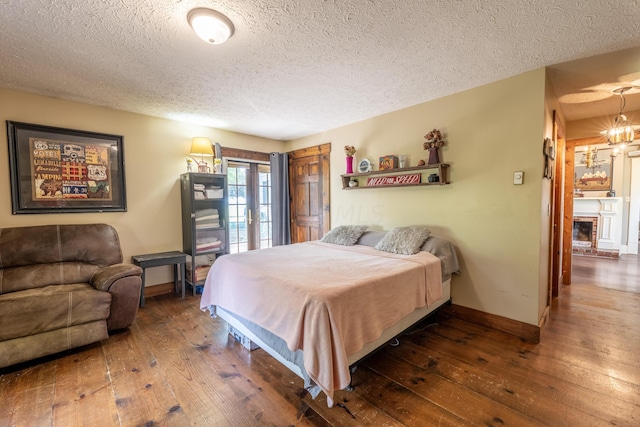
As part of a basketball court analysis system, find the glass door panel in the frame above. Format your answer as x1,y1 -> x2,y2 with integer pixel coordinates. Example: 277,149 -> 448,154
227,161 -> 271,252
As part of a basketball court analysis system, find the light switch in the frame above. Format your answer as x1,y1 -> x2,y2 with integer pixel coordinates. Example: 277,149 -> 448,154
513,171 -> 524,185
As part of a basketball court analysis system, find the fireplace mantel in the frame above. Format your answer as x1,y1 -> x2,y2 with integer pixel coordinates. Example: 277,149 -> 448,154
573,197 -> 623,252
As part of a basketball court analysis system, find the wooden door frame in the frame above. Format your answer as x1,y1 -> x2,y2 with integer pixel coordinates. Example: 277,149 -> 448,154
288,143 -> 332,240
561,136 -> 604,284
550,111 -> 565,299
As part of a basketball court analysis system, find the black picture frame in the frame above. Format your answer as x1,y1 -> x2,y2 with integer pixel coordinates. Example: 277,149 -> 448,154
7,121 -> 127,214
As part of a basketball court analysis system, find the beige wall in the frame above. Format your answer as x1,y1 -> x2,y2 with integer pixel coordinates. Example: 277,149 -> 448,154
0,87 -> 284,286
287,69 -> 550,326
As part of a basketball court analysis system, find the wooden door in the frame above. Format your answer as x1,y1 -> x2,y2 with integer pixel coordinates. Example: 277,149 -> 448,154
288,144 -> 331,243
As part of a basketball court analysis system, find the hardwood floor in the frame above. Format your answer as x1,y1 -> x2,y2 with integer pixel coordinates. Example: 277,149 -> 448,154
1,256 -> 639,426
572,252 -> 640,293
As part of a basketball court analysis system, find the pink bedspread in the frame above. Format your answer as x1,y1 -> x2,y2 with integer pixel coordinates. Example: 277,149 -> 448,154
200,241 -> 442,405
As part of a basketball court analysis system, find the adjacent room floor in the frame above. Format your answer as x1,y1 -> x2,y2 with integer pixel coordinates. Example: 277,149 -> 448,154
572,252 -> 640,293
1,256 -> 638,426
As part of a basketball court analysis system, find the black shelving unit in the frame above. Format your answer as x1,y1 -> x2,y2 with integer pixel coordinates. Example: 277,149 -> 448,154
180,173 -> 229,293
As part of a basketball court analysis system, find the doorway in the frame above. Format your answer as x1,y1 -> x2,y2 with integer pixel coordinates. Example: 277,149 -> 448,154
561,138 -> 640,293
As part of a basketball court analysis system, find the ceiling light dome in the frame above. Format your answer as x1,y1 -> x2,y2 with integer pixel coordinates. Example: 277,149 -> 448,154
187,8 -> 234,45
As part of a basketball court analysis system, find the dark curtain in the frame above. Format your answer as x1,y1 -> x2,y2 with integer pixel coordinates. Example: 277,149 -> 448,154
270,152 -> 291,246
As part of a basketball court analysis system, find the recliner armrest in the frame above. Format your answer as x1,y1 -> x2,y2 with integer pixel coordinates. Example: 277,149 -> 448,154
91,263 -> 143,330
91,264 -> 142,292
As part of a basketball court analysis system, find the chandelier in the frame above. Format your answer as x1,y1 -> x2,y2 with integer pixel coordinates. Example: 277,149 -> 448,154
602,87 -> 636,147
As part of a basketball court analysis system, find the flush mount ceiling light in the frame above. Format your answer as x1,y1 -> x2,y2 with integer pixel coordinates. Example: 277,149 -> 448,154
187,8 -> 234,45
601,86 -> 637,148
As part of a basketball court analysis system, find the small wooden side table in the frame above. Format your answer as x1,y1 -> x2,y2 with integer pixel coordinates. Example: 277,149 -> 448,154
131,251 -> 187,307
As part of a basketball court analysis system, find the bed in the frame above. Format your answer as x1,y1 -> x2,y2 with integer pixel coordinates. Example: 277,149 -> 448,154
200,228 -> 459,407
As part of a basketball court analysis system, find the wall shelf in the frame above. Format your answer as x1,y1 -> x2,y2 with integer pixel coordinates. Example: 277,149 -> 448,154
341,163 -> 449,190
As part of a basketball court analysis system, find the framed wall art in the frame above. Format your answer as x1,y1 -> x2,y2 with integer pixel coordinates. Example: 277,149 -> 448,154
7,121 -> 127,214
574,146 -> 612,191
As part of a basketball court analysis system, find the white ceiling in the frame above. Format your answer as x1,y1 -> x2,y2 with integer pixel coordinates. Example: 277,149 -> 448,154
1,1 -> 640,141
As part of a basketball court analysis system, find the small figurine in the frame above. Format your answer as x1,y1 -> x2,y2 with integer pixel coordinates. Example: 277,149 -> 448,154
423,128 -> 445,165
418,159 -> 426,166
423,129 -> 443,148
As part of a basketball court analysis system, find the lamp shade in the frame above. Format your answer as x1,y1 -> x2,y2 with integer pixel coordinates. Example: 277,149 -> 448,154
190,137 -> 214,156
187,8 -> 234,45
602,87 -> 636,146
606,119 -> 634,146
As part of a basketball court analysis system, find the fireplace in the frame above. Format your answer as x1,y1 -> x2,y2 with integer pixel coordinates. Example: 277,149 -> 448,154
573,197 -> 622,258
572,214 -> 619,258
573,217 -> 597,248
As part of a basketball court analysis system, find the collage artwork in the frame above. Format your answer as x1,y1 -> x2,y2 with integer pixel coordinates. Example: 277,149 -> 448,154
30,137 -> 112,200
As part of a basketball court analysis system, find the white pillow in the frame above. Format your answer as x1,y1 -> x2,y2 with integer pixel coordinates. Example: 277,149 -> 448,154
375,226 -> 431,255
321,225 -> 368,246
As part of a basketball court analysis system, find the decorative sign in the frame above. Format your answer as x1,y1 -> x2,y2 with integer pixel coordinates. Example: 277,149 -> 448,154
7,121 -> 127,214
367,173 -> 421,187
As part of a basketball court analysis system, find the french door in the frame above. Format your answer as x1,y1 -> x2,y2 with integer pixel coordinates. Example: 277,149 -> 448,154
227,161 -> 272,253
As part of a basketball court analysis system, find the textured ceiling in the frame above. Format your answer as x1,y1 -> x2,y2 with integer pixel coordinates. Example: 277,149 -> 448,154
547,46 -> 640,121
1,1 -> 640,141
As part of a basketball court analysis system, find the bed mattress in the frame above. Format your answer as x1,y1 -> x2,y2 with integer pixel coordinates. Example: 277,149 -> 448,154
216,276 -> 451,389
201,235 -> 459,406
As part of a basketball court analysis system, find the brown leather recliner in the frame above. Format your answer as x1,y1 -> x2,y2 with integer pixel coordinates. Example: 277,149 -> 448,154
0,224 -> 142,368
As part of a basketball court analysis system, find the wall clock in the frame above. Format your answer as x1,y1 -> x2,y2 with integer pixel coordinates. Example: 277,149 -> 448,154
358,158 -> 372,173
